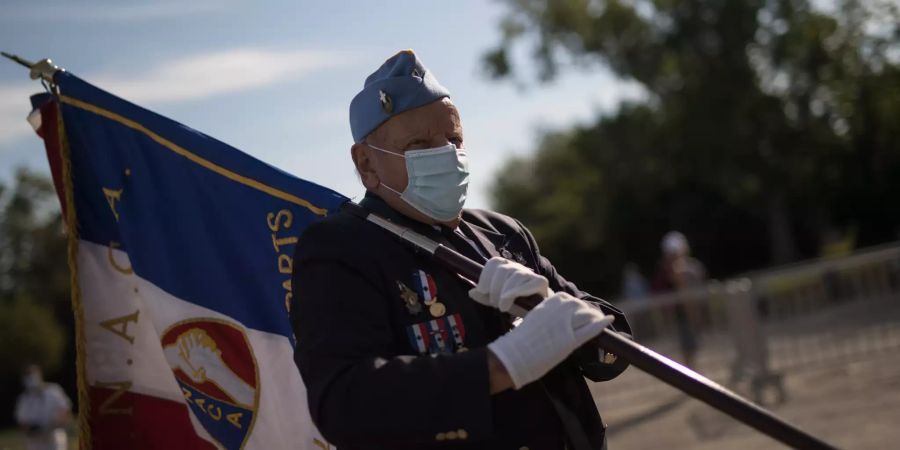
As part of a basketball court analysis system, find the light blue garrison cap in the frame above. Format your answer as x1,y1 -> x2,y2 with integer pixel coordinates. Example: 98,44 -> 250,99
349,50 -> 451,143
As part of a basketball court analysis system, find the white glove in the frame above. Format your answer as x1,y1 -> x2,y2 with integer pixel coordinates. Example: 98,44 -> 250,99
469,256 -> 550,316
487,292 -> 614,389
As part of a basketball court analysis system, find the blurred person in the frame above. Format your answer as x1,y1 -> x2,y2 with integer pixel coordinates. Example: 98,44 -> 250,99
621,262 -> 658,340
14,364 -> 72,450
621,262 -> 649,299
292,50 -> 632,449
821,226 -> 856,303
652,231 -> 707,367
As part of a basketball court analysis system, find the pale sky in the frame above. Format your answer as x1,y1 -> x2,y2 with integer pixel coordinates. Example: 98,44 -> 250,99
0,0 -> 644,209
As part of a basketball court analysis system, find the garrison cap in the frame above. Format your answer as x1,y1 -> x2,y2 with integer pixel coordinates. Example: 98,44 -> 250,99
349,50 -> 450,143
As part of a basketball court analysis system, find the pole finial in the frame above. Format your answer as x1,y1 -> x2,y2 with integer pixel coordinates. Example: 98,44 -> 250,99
2,52 -> 62,82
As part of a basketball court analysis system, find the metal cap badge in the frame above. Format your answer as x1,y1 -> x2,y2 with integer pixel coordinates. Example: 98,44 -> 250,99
379,89 -> 393,114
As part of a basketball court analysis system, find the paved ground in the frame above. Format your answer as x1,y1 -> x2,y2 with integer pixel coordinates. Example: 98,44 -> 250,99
593,311 -> 900,449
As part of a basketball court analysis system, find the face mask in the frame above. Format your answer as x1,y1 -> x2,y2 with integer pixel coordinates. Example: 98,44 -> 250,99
22,374 -> 40,389
368,142 -> 470,221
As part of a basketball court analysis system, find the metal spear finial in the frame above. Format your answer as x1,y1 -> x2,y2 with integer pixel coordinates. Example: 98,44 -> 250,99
2,51 -> 62,82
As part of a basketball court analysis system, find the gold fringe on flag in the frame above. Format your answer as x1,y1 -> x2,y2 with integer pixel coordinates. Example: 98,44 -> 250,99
57,99 -> 92,450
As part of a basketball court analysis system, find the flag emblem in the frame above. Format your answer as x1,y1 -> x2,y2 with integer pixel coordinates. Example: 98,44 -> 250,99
161,319 -> 259,450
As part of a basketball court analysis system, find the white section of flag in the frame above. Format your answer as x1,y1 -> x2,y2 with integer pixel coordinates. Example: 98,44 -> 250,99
427,320 -> 444,351
27,107 -> 42,132
78,239 -> 326,449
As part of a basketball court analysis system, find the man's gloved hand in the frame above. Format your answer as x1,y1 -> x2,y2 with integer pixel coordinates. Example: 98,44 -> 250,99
487,292 -> 614,389
469,256 -> 550,316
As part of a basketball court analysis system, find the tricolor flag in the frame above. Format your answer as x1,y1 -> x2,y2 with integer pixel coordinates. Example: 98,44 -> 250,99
29,71 -> 347,449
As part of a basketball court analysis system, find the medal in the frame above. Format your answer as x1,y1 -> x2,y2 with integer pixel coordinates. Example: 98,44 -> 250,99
397,281 -> 422,316
445,313 -> 467,352
407,313 -> 467,355
429,301 -> 446,317
413,270 -> 445,316
427,318 -> 449,353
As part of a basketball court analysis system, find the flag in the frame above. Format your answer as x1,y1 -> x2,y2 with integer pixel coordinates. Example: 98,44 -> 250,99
29,71 -> 347,450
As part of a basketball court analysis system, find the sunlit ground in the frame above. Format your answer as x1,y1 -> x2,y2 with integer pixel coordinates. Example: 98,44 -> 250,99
0,428 -> 78,450
594,299 -> 900,449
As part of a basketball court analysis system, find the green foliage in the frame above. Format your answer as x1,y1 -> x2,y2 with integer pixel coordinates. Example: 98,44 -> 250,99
0,169 -> 72,426
485,0 -> 900,294
0,170 -> 68,303
0,297 -> 66,375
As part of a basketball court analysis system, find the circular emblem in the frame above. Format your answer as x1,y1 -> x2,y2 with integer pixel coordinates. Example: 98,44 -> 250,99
162,319 -> 259,450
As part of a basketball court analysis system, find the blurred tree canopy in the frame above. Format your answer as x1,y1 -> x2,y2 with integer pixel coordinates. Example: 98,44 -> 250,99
484,0 -> 900,296
0,169 -> 73,426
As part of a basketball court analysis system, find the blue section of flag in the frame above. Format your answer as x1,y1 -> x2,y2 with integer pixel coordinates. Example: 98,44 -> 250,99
412,270 -> 425,301
52,72 -> 348,339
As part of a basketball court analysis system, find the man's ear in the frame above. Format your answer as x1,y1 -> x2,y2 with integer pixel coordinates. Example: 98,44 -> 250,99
351,143 -> 379,190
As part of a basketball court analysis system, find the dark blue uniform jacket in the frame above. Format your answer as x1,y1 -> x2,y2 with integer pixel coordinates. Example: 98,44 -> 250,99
291,193 -> 631,450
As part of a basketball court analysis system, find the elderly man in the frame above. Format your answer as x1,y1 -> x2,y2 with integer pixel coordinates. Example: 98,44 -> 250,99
291,50 -> 631,450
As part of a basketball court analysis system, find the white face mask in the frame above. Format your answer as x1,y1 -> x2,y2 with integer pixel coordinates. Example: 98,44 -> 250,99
23,373 -> 41,389
368,142 -> 470,221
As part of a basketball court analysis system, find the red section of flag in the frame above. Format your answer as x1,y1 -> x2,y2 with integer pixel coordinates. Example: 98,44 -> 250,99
417,322 -> 431,350
426,273 -> 437,299
88,386 -> 216,450
435,316 -> 450,345
35,101 -> 68,221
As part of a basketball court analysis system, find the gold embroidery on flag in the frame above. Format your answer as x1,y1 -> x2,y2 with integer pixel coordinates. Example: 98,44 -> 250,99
95,380 -> 134,416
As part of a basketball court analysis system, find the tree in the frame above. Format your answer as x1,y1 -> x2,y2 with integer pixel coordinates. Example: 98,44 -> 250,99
484,0 -> 900,294
0,169 -> 71,426
0,298 -> 66,374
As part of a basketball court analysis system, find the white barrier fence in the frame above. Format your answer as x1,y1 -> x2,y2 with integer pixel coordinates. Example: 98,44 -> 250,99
596,242 -> 900,408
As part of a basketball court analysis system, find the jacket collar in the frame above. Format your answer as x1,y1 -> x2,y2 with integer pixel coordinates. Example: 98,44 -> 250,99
358,192 -> 507,259
458,220 -> 504,259
358,191 -> 443,241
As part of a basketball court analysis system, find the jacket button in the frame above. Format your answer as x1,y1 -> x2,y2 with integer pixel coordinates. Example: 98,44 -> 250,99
458,429 -> 468,439
435,432 -> 446,441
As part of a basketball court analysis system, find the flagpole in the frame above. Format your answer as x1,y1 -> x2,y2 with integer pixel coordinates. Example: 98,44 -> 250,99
2,51 -> 61,82
341,201 -> 837,450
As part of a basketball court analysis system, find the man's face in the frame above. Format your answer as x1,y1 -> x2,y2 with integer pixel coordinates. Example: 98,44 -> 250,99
22,365 -> 43,389
352,98 -> 465,225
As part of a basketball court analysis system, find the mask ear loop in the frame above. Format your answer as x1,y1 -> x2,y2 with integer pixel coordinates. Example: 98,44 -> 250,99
366,143 -> 406,197
366,142 -> 405,157
379,181 -> 404,197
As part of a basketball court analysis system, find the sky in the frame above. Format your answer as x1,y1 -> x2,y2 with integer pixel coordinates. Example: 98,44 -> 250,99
0,0 -> 644,209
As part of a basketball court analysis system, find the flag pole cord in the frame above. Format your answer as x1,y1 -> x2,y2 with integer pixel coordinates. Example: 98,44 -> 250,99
341,201 -> 837,450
